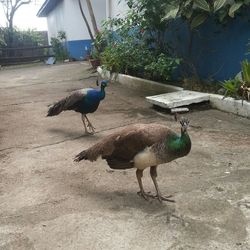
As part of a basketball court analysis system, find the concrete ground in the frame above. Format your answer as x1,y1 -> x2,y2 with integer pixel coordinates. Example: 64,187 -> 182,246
0,62 -> 250,250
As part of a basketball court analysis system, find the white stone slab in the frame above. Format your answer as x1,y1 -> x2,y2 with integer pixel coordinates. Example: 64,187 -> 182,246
146,90 -> 210,109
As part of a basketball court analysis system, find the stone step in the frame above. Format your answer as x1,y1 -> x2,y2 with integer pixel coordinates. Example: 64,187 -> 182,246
146,90 -> 210,109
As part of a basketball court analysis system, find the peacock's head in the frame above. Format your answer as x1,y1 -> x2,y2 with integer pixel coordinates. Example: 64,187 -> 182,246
100,80 -> 108,88
180,117 -> 190,133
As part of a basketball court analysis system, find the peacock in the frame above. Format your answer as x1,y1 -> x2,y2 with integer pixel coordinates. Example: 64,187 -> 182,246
47,80 -> 108,134
74,118 -> 191,202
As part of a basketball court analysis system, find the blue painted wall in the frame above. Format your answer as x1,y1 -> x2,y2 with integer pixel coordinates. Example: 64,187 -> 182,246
65,16 -> 250,81
169,15 -> 250,81
66,39 -> 92,60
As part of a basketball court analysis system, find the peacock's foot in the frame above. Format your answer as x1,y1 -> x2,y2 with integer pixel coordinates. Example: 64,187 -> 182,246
137,191 -> 150,201
85,130 -> 95,135
83,125 -> 95,135
145,193 -> 175,203
87,124 -> 95,134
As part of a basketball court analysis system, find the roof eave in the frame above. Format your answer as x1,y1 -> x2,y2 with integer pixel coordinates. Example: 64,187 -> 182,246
37,0 -> 62,17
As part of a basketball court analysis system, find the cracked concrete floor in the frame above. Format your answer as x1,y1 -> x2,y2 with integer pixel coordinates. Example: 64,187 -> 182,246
0,62 -> 250,250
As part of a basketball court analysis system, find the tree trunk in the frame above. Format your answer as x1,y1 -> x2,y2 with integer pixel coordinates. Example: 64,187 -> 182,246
78,0 -> 95,41
85,0 -> 98,36
8,14 -> 14,51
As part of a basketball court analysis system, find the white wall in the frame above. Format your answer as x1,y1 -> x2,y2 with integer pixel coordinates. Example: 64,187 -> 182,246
107,0 -> 128,18
47,1 -> 66,40
47,0 -> 106,42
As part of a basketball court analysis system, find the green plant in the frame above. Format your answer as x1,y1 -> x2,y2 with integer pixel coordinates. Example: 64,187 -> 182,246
222,78 -> 242,99
50,31 -> 69,61
163,0 -> 250,30
88,30 -> 107,60
222,59 -> 250,102
0,27 -> 43,48
0,29 -> 6,47
98,0 -> 180,82
57,31 -> 66,40
241,59 -> 250,83
0,0 -> 32,47
145,53 -> 181,81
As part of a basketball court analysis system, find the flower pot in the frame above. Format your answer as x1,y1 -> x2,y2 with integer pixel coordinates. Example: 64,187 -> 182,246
89,58 -> 100,69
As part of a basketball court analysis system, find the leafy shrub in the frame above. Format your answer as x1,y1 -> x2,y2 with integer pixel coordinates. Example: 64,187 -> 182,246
145,54 -> 181,81
0,29 -> 6,47
222,59 -> 250,102
163,0 -> 250,29
100,39 -> 180,81
99,0 -> 180,82
222,78 -> 242,99
50,31 -> 69,61
0,27 -> 43,48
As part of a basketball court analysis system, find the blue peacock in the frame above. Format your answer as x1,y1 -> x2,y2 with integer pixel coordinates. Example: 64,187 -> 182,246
47,80 -> 108,134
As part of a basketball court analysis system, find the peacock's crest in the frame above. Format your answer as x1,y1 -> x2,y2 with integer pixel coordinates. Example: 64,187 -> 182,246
180,117 -> 190,132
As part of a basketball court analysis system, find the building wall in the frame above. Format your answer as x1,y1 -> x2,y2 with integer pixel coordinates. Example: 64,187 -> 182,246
167,16 -> 250,81
46,0 -> 106,60
192,17 -> 250,80
47,1 -> 66,41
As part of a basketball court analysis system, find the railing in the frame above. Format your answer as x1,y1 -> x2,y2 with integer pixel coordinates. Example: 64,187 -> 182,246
0,46 -> 55,65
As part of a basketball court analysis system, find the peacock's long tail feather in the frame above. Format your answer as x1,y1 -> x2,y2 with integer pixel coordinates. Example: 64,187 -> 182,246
47,98 -> 67,116
74,150 -> 88,162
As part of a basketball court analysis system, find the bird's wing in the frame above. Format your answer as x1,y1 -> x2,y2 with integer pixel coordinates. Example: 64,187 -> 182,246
63,88 -> 91,109
76,123 -> 175,162
110,124 -> 175,161
47,88 -> 93,116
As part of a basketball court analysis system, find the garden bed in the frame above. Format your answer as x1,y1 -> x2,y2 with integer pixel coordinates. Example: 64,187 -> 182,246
210,94 -> 250,118
97,66 -> 182,95
98,67 -> 250,119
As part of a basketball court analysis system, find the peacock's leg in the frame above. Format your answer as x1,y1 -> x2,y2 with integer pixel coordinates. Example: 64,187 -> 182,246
81,114 -> 88,134
84,115 -> 95,134
149,166 -> 175,203
136,169 -> 149,201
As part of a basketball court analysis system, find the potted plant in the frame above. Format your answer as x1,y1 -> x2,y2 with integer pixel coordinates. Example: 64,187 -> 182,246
88,47 -> 100,69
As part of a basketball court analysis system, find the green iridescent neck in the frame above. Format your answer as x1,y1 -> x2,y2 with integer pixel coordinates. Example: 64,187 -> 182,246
166,131 -> 190,151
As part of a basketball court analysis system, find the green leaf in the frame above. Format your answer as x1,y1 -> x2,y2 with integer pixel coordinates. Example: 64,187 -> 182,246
191,13 -> 208,29
228,2 -> 243,17
184,0 -> 193,7
213,0 -> 228,12
241,60 -> 250,83
184,9 -> 194,19
194,0 -> 211,12
162,6 -> 179,21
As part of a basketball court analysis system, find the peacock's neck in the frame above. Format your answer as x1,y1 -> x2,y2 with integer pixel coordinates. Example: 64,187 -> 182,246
165,131 -> 191,157
99,87 -> 106,100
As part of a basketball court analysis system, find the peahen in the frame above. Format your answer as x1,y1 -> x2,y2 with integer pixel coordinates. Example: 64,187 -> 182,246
47,80 -> 108,134
74,118 -> 191,202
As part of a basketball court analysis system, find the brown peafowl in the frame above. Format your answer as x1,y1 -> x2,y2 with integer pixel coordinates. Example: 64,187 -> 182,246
47,80 -> 108,134
74,118 -> 191,202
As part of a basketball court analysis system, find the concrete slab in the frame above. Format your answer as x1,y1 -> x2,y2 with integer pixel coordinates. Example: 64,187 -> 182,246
146,90 -> 210,109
